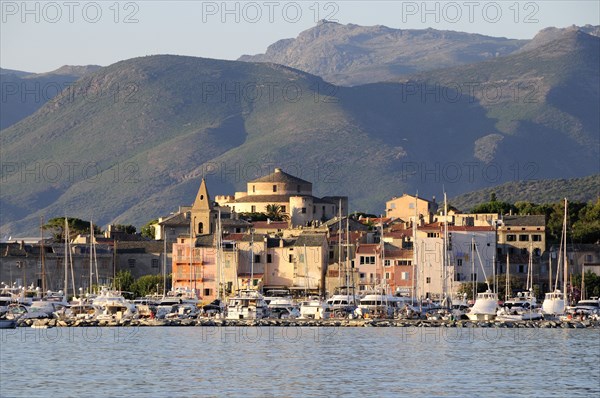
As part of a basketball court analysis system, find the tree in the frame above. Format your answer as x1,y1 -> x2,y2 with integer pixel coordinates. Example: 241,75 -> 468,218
114,270 -> 134,293
572,271 -> 600,300
131,274 -> 171,297
141,219 -> 158,239
239,212 -> 268,222
113,224 -> 137,234
471,200 -> 516,215
43,217 -> 101,240
456,282 -> 489,301
264,204 -> 289,221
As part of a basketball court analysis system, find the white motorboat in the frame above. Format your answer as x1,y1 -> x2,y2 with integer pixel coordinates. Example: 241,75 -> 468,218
466,291 -> 499,321
299,298 -> 331,320
326,294 -> 359,318
226,289 -> 268,320
92,287 -> 137,320
24,291 -> 69,319
542,290 -> 566,316
357,294 -> 401,318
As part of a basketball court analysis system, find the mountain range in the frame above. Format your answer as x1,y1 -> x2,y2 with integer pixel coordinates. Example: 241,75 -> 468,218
0,23 -> 598,236
240,21 -> 600,86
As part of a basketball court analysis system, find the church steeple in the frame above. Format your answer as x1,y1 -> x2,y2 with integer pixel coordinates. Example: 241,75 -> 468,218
190,178 -> 214,236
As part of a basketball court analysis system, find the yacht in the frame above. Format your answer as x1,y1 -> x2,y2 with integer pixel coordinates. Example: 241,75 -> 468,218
92,287 -> 137,320
24,291 -> 69,319
466,291 -> 499,321
542,290 -> 566,317
326,294 -> 359,318
299,298 -> 331,320
357,294 -> 401,318
226,289 -> 268,320
574,298 -> 600,315
263,289 -> 300,319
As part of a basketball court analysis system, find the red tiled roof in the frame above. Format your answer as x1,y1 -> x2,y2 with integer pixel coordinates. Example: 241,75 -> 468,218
356,244 -> 381,254
252,221 -> 289,229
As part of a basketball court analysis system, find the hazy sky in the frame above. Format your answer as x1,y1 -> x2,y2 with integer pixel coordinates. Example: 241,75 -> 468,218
2,0 -> 599,73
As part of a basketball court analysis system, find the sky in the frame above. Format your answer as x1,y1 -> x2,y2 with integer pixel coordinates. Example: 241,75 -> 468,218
1,0 -> 599,73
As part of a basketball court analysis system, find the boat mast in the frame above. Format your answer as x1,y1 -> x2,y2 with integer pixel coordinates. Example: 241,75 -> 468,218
64,218 -> 68,298
162,224 -> 167,298
412,194 -> 418,305
562,198 -> 568,304
89,219 -> 93,294
304,244 -> 309,297
347,213 -> 354,304
471,235 -> 475,300
442,191 -> 448,300
505,253 -> 510,302
40,216 -> 46,294
250,229 -> 254,290
338,200 -> 342,291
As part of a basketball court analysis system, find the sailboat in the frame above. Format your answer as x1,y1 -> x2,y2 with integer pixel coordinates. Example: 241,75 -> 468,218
225,230 -> 268,320
497,243 -> 542,321
466,236 -> 499,321
542,199 -> 568,317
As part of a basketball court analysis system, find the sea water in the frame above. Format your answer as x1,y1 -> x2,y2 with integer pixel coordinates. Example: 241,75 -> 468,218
1,327 -> 599,397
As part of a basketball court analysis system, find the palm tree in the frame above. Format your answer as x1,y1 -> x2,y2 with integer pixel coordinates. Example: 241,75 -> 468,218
265,204 -> 289,221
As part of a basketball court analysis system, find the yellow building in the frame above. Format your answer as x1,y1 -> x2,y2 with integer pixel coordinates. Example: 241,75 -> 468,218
216,167 -> 347,227
385,194 -> 438,223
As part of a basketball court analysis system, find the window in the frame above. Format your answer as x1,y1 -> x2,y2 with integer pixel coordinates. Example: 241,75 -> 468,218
385,272 -> 390,280
253,279 -> 258,287
518,265 -> 525,273
401,272 -> 409,280
313,206 -> 316,213
409,203 -> 415,209
457,259 -> 463,267
359,272 -> 366,280
398,260 -> 412,266
329,251 -> 334,260
585,254 -> 593,262
151,259 -> 159,268
297,185 -> 301,193
299,254 -> 305,263
252,185 -> 255,193
426,277 -> 431,284
519,234 -> 529,242
455,273 -> 462,281
254,254 -> 261,263
273,185 -> 277,192
532,234 -> 542,241
506,234 -> 516,242
281,206 -> 286,212
198,222 -> 203,234
204,288 -> 211,296
251,205 -> 256,213
427,232 -> 439,238
267,254 -> 272,263
301,208 -> 306,214
289,254 -> 293,263
322,206 -> 325,213
390,203 -> 396,209
470,273 -> 477,281
384,259 -> 391,266
225,260 -> 230,268
128,259 -> 136,267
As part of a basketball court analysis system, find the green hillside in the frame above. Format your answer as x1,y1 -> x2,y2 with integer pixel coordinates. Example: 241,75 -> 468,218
451,175 -> 600,212
1,30 -> 598,236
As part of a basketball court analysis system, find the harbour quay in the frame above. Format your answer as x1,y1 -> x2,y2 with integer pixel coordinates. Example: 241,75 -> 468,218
17,317 -> 600,329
